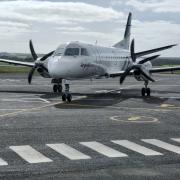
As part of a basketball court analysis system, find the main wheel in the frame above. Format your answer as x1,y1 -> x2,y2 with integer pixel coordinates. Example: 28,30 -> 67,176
67,94 -> 72,103
62,94 -> 66,102
141,88 -> 146,96
53,84 -> 58,93
146,88 -> 151,96
57,85 -> 62,93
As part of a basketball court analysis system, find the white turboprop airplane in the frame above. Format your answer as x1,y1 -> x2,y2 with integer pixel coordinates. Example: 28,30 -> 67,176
0,12 -> 180,102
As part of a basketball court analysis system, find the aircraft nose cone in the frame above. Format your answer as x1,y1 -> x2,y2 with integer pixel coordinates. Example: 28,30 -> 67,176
48,57 -> 63,78
48,57 -> 79,79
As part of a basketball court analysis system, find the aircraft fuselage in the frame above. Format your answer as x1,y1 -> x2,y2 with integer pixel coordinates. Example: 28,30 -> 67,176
47,41 -> 151,80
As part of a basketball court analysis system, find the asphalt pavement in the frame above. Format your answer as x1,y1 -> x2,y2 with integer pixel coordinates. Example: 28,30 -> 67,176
0,73 -> 179,180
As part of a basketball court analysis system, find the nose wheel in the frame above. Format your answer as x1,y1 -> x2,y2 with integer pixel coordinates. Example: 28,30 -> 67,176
141,82 -> 151,97
62,93 -> 72,102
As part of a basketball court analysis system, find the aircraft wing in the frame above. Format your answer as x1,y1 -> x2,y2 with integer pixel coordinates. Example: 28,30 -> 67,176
108,65 -> 180,77
109,71 -> 127,77
135,44 -> 177,58
0,58 -> 34,67
150,66 -> 180,73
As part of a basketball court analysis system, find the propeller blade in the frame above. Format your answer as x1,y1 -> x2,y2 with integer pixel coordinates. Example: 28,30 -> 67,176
29,40 -> 38,61
130,39 -> 136,62
28,66 -> 37,84
139,55 -> 160,64
40,51 -> 54,61
120,66 -> 133,84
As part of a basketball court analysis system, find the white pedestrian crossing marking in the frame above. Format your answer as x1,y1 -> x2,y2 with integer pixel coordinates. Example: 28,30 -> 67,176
111,140 -> 163,156
0,158 -> 8,166
9,145 -> 53,164
3,138 -> 180,166
142,139 -> 180,154
171,138 -> 180,143
80,141 -> 128,158
47,143 -> 91,160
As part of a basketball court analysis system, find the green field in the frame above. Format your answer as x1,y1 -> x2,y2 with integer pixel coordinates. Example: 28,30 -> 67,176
0,66 -> 30,73
0,63 -> 30,73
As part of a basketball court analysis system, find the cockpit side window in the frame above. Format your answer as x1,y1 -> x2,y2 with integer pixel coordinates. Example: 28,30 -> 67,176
64,48 -> 80,56
81,48 -> 89,56
54,48 -> 64,56
54,44 -> 66,56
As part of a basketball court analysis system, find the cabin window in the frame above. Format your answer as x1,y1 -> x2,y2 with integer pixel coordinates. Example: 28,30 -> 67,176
81,48 -> 89,56
64,48 -> 80,56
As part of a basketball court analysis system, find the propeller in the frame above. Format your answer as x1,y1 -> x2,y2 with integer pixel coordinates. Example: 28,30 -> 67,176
28,40 -> 54,84
138,55 -> 160,64
120,39 -> 158,84
130,39 -> 136,62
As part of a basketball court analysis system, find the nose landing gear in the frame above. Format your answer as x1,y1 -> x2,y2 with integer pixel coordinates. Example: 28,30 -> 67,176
141,81 -> 151,97
52,79 -> 72,102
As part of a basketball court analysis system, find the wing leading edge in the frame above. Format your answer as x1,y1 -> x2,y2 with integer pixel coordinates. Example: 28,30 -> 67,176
0,59 -> 34,67
150,66 -> 180,73
108,65 -> 180,77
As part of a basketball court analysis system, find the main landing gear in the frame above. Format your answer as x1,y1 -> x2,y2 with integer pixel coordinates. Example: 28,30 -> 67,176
53,84 -> 62,93
52,79 -> 63,93
62,83 -> 72,103
141,81 -> 151,97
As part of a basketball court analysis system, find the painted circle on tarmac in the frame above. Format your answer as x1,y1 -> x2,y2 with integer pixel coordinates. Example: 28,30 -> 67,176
110,115 -> 159,123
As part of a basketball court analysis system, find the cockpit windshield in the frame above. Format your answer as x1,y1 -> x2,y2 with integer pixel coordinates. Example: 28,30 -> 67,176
64,48 -> 80,56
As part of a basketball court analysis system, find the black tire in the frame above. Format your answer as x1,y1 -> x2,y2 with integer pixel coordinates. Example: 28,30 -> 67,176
67,94 -> 72,103
57,85 -> 62,93
141,88 -> 146,96
62,94 -> 66,102
53,85 -> 58,93
146,88 -> 151,96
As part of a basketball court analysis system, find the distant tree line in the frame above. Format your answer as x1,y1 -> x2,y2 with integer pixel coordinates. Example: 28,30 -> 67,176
152,57 -> 180,66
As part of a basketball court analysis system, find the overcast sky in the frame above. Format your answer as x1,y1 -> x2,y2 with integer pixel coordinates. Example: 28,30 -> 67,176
0,0 -> 180,57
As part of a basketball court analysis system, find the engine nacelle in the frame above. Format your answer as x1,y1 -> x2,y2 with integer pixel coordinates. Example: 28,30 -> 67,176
133,62 -> 152,82
37,67 -> 51,78
133,69 -> 143,81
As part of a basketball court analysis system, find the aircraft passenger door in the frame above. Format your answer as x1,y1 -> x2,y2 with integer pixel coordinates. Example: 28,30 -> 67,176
92,46 -> 101,74
95,47 -> 102,65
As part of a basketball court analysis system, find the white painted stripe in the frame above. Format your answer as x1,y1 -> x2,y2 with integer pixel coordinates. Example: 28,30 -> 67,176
142,139 -> 180,154
171,138 -> 180,143
111,140 -> 163,156
1,98 -> 48,103
80,141 -> 128,158
10,145 -> 52,164
47,143 -> 91,160
0,158 -> 8,166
